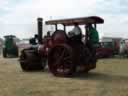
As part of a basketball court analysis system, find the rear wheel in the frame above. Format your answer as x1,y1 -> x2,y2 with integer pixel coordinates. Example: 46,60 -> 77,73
48,44 -> 75,77
19,48 -> 46,71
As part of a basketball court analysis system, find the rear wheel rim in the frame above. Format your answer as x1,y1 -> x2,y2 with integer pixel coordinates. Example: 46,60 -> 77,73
48,45 -> 74,76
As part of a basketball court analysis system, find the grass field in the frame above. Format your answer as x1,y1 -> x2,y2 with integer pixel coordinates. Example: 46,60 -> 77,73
0,56 -> 128,96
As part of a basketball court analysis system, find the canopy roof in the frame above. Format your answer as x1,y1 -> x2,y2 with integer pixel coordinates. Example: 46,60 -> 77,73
45,16 -> 104,26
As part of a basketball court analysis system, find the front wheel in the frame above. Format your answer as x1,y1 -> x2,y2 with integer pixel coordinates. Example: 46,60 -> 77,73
19,48 -> 46,71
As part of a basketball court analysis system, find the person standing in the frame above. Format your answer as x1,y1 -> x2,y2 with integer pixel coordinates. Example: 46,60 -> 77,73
86,24 -> 99,67
86,24 -> 99,48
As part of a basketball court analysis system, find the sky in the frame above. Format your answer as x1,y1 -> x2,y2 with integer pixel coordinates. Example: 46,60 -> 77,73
0,0 -> 128,39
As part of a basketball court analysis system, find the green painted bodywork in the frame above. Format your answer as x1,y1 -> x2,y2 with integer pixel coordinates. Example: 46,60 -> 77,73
3,35 -> 18,56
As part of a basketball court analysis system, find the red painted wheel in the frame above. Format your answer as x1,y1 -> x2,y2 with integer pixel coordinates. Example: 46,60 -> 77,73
48,44 -> 75,77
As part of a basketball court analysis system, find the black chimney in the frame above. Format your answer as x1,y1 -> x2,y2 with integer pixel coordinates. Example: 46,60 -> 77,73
37,18 -> 43,44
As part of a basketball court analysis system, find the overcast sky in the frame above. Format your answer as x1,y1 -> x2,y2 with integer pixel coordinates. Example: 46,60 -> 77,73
0,0 -> 128,39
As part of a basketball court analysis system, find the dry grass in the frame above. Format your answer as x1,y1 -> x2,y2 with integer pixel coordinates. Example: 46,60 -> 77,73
0,56 -> 128,96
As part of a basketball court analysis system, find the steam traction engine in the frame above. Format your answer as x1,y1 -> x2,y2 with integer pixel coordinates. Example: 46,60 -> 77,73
19,16 -> 104,77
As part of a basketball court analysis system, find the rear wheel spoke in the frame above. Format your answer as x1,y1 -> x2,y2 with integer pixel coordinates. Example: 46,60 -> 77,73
48,44 -> 75,76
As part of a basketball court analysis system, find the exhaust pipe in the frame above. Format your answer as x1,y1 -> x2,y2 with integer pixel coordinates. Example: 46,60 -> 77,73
37,18 -> 43,44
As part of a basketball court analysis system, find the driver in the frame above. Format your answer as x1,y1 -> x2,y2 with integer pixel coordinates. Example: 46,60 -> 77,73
68,23 -> 82,42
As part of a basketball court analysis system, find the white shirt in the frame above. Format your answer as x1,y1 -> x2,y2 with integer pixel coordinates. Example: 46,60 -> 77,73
72,26 -> 82,35
68,26 -> 82,37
